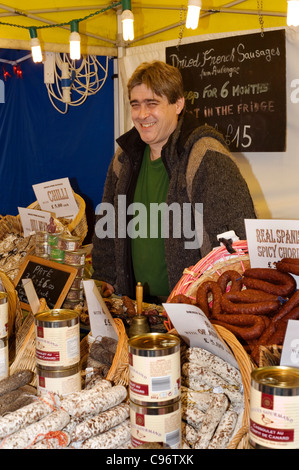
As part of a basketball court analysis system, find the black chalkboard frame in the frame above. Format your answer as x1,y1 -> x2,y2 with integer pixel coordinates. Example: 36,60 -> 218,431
14,254 -> 78,311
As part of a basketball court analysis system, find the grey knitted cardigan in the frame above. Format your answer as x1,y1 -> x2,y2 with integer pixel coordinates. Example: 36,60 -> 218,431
91,112 -> 256,298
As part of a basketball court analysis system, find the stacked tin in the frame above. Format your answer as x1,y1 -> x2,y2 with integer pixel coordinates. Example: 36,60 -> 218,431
0,292 -> 9,380
34,309 -> 81,396
128,332 -> 181,449
35,229 -> 64,260
59,235 -> 86,308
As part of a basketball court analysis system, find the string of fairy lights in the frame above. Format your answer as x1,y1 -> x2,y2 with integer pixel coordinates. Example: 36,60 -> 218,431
0,1 -> 296,64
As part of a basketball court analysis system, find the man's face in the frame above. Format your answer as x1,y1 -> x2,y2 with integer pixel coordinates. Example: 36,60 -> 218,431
129,84 -> 184,152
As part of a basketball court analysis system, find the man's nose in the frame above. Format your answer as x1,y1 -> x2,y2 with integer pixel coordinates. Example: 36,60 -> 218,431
138,104 -> 150,119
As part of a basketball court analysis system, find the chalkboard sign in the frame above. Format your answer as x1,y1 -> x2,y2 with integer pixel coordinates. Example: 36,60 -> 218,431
166,29 -> 286,152
14,255 -> 78,310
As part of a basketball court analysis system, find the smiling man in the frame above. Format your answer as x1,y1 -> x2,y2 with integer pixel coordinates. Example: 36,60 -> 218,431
92,60 -> 256,302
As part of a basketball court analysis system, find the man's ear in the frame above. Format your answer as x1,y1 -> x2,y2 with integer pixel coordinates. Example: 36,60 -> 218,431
176,96 -> 185,115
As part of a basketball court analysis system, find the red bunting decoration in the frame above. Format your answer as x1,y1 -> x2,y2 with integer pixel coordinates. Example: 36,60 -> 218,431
3,66 -> 11,81
14,64 -> 23,79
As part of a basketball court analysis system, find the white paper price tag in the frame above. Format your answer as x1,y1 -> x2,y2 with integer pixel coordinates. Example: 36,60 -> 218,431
83,280 -> 118,340
163,303 -> 239,369
280,320 -> 299,368
33,178 -> 78,220
18,207 -> 52,236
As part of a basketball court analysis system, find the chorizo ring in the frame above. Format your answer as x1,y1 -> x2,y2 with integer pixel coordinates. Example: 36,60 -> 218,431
217,270 -> 243,294
212,314 -> 266,341
196,281 -> 222,319
272,290 -> 299,323
221,289 -> 280,316
275,258 -> 299,276
242,268 -> 296,297
169,294 -> 195,305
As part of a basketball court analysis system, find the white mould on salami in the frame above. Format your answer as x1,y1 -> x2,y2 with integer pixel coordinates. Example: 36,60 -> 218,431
0,409 -> 70,449
183,347 -> 242,386
61,384 -> 127,418
80,419 -> 131,449
72,402 -> 130,442
0,398 -> 54,439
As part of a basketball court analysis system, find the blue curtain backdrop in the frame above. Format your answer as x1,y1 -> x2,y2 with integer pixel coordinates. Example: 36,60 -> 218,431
0,49 -> 115,242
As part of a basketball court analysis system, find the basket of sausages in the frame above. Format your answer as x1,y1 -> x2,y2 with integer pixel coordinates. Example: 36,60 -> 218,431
166,240 -> 299,366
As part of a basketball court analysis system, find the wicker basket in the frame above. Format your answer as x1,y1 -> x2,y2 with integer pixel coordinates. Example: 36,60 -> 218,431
106,318 -> 130,386
164,240 -> 250,331
0,270 -> 23,339
28,192 -> 88,244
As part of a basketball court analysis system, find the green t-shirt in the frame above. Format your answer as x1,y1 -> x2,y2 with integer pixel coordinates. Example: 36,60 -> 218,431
131,145 -> 170,297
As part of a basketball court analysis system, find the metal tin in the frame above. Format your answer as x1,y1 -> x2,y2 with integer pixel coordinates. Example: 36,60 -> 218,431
34,309 -> 80,370
57,234 -> 81,252
128,333 -> 181,406
48,230 -> 63,247
35,231 -> 49,243
35,242 -> 50,258
71,276 -> 83,289
130,399 -> 181,449
0,292 -> 8,339
69,265 -> 84,277
0,336 -> 9,380
36,363 -> 81,397
62,299 -> 84,309
63,249 -> 86,266
250,366 -> 299,449
66,287 -> 84,301
49,246 -> 65,261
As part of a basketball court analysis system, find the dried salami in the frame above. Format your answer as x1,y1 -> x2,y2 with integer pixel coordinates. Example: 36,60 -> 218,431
81,419 -> 131,449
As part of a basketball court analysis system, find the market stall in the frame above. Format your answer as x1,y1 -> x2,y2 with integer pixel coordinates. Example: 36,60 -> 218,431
0,184 -> 298,451
1,0 -> 299,453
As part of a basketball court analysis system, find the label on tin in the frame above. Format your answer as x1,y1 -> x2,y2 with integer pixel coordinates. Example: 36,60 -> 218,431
35,323 -> 80,368
130,404 -> 181,449
129,350 -> 180,404
0,301 -> 8,338
250,386 -> 299,449
37,370 -> 81,396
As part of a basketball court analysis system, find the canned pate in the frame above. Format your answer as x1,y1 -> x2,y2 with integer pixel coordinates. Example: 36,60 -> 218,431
36,363 -> 81,397
250,366 -> 299,449
63,249 -> 86,266
0,292 -> 8,338
57,234 -> 81,252
130,399 -> 181,449
128,333 -> 180,406
34,309 -> 80,369
0,336 -> 9,380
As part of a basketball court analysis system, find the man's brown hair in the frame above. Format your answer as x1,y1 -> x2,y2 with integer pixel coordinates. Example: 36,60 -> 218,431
127,60 -> 184,104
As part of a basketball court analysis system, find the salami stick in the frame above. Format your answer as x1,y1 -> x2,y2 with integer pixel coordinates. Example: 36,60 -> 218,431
61,384 -> 127,418
72,403 -> 130,442
80,419 -> 131,449
1,409 -> 70,449
193,393 -> 229,449
0,370 -> 34,396
0,397 -> 55,439
181,403 -> 205,430
207,409 -> 238,449
183,347 -> 242,386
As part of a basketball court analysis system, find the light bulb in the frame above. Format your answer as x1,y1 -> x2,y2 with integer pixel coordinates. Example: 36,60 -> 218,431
69,20 -> 81,60
29,28 -> 42,63
186,0 -> 202,30
287,0 -> 299,26
121,9 -> 134,41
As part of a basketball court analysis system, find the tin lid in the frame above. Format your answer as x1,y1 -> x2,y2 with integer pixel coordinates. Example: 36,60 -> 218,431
128,332 -> 180,350
34,309 -> 79,324
59,234 -> 81,242
252,366 -> 299,389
